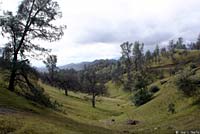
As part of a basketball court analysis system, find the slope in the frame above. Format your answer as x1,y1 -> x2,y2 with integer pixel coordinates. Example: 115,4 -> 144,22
0,50 -> 200,134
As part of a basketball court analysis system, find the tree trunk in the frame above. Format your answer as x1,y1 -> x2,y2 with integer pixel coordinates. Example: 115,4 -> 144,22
8,53 -> 17,91
8,69 -> 16,91
65,89 -> 68,96
92,93 -> 96,108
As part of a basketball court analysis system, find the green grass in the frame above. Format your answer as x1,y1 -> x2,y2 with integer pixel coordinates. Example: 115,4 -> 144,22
0,50 -> 200,134
0,71 -> 119,134
1,76 -> 199,134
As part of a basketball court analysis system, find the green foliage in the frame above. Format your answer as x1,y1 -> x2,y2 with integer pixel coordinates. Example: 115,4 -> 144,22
133,89 -> 152,106
0,0 -> 66,91
132,71 -> 149,91
149,85 -> 160,93
43,55 -> 58,80
17,82 -> 58,109
175,69 -> 199,97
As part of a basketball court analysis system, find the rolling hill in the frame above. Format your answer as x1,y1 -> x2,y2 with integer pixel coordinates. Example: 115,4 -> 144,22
0,50 -> 200,134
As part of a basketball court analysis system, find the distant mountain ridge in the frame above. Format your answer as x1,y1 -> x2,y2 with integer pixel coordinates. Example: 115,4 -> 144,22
37,59 -> 117,72
59,61 -> 91,71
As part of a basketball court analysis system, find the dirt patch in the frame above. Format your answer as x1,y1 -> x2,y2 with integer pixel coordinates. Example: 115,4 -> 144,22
126,119 -> 140,125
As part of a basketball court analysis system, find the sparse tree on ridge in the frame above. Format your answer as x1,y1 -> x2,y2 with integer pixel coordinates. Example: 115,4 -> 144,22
168,40 -> 176,63
145,50 -> 152,64
160,47 -> 167,57
132,41 -> 144,71
154,44 -> 160,63
0,0 -> 66,91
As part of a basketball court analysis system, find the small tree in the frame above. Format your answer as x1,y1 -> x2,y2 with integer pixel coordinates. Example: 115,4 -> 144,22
43,55 -> 58,81
154,44 -> 160,63
145,50 -> 152,64
133,89 -> 152,106
0,0 -> 66,91
83,69 -> 106,108
168,103 -> 175,114
176,70 -> 198,97
168,40 -> 176,63
120,42 -> 133,91
132,41 -> 144,71
196,34 -> 200,50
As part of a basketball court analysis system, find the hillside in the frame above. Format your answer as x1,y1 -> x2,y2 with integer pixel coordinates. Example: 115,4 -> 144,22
1,0 -> 200,133
0,51 -> 200,134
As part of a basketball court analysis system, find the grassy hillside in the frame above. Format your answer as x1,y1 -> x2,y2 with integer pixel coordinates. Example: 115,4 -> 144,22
0,51 -> 200,134
151,50 -> 200,67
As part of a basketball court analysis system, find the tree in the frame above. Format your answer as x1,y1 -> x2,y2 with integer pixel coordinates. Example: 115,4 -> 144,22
0,0 -> 66,91
83,69 -> 106,108
160,47 -> 167,57
195,34 -> 200,50
132,41 -> 144,71
133,88 -> 152,106
120,42 -> 133,91
168,103 -> 175,114
132,71 -> 148,91
111,61 -> 123,83
43,54 -> 57,81
154,44 -> 160,63
55,69 -> 80,96
168,40 -> 176,63
175,69 -> 199,97
145,50 -> 152,64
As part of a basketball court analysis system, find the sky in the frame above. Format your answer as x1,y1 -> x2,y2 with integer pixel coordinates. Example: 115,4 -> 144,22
1,0 -> 200,67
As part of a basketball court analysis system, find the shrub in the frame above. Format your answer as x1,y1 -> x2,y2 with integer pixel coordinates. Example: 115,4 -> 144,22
132,71 -> 149,91
133,89 -> 152,106
175,70 -> 198,97
149,85 -> 160,93
190,63 -> 197,69
17,82 -> 59,109
168,103 -> 175,114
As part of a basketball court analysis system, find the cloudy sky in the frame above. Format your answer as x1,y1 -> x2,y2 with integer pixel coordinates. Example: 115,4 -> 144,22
1,0 -> 200,67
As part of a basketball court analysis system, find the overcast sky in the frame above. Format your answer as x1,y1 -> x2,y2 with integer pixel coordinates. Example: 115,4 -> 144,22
1,0 -> 200,67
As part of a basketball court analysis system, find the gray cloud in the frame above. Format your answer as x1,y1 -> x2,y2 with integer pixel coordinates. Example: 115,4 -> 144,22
1,0 -> 200,66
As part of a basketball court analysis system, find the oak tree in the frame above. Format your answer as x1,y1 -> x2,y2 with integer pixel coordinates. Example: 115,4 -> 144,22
0,0 -> 66,91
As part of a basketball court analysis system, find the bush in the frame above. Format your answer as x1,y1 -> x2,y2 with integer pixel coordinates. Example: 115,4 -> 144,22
176,70 -> 198,97
16,80 -> 59,109
133,89 -> 152,106
168,103 -> 175,114
149,85 -> 160,93
190,63 -> 197,69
